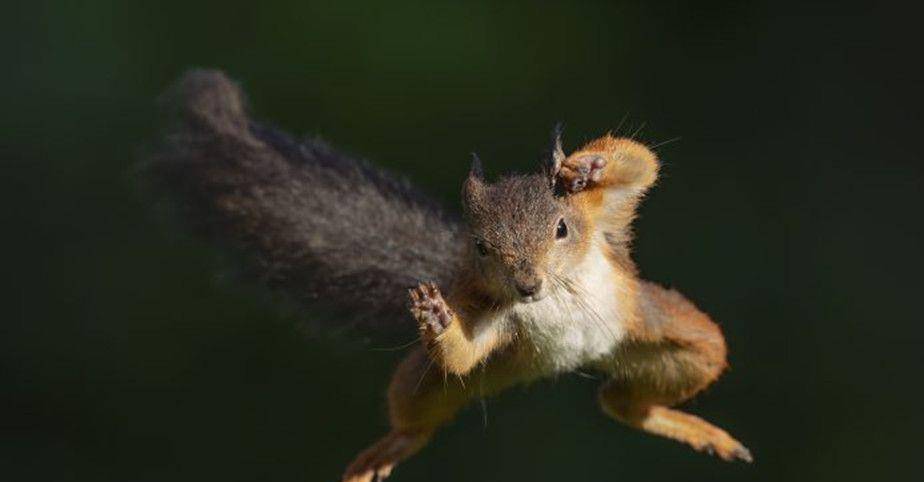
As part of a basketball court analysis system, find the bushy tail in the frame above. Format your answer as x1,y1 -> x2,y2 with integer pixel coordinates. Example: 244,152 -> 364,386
143,69 -> 463,330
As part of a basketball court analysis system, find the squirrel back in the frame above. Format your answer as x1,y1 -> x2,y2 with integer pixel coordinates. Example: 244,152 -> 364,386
143,70 -> 464,329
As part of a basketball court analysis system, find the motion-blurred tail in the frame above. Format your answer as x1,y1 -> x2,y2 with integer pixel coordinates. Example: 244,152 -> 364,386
143,69 -> 463,330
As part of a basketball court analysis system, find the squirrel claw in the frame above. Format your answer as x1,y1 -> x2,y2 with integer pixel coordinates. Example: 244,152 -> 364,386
559,154 -> 607,193
408,282 -> 454,338
730,445 -> 754,463
697,435 -> 753,463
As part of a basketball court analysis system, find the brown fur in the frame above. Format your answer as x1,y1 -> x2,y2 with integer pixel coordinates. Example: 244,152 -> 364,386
141,72 -> 747,481
343,135 -> 750,482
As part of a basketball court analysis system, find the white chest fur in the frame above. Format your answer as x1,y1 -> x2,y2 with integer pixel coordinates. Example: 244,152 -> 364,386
505,241 -> 627,372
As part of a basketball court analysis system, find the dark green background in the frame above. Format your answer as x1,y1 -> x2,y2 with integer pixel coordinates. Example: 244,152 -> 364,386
4,1 -> 921,481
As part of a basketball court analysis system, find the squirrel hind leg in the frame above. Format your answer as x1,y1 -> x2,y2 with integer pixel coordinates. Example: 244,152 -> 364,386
598,382 -> 752,463
598,338 -> 749,462
342,429 -> 432,482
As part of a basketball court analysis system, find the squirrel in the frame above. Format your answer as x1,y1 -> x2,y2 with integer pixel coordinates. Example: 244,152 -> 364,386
144,70 -> 751,482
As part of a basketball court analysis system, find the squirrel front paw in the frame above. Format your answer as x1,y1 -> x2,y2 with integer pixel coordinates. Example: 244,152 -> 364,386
558,154 -> 608,193
408,282 -> 454,339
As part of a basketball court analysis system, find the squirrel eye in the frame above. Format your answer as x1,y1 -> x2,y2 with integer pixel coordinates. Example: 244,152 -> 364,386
556,218 -> 568,239
474,238 -> 488,256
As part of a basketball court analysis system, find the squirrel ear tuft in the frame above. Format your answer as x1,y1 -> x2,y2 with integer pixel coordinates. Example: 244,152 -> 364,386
469,152 -> 485,180
545,123 -> 566,190
463,153 -> 486,212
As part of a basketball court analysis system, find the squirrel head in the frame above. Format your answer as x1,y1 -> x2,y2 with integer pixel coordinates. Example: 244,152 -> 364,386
461,129 -> 658,304
461,151 -> 592,304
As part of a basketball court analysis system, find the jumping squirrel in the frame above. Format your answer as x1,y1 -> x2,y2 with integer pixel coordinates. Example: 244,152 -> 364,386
145,70 -> 752,482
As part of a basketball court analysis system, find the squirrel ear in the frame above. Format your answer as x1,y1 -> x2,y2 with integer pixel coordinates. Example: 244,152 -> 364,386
469,152 -> 485,180
463,153 -> 486,211
545,123 -> 566,190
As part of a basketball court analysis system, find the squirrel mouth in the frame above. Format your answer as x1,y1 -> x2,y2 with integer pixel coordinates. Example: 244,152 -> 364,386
518,292 -> 547,304
513,280 -> 546,303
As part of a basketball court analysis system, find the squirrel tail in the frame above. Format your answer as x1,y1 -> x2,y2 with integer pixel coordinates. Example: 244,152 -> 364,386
143,69 -> 463,331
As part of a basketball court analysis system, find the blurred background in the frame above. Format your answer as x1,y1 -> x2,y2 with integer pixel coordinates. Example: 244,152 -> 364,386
4,1 -> 921,481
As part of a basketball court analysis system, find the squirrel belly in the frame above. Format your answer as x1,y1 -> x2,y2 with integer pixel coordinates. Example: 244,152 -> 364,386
500,237 -> 633,373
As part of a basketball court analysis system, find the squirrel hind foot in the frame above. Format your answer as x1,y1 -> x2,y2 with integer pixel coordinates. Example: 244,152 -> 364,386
633,406 -> 752,463
343,430 -> 430,482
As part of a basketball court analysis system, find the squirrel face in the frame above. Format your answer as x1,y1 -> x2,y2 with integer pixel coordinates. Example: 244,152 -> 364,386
462,159 -> 591,303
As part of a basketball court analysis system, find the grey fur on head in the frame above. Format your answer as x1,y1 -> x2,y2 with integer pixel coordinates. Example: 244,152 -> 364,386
462,174 -> 561,253
143,69 -> 464,331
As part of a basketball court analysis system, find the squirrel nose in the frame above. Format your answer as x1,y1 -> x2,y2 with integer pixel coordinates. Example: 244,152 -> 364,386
515,280 -> 543,297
